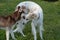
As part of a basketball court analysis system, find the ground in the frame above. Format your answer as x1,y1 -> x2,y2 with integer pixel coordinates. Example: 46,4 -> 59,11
0,0 -> 60,40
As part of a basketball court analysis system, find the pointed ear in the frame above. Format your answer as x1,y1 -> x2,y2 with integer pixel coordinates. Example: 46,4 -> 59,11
15,6 -> 20,11
18,6 -> 20,11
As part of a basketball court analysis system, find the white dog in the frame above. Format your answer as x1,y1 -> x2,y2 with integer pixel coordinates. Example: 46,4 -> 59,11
14,1 -> 44,40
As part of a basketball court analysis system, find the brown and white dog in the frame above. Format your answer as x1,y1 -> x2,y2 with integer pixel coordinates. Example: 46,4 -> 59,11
14,1 -> 44,40
0,6 -> 24,40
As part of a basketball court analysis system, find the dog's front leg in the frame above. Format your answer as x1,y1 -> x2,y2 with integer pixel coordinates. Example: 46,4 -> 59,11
17,24 -> 26,37
31,21 -> 37,40
14,23 -> 25,37
10,29 -> 16,40
13,26 -> 19,32
6,27 -> 9,40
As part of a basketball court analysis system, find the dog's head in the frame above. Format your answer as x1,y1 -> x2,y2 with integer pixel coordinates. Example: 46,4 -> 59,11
11,6 -> 25,21
25,12 -> 37,20
15,5 -> 26,12
19,12 -> 37,25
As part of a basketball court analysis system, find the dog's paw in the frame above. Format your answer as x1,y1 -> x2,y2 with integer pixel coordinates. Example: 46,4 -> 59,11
13,38 -> 17,40
23,35 -> 26,37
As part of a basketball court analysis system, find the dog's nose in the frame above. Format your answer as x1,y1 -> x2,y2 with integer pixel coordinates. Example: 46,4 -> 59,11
26,19 -> 28,20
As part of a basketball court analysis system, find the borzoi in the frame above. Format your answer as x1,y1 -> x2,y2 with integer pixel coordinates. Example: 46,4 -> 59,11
14,1 -> 44,40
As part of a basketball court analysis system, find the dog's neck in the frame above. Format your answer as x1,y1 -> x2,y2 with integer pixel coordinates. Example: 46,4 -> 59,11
11,11 -> 20,21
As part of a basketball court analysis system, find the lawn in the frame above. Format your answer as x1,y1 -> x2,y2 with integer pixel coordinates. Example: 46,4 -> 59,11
0,0 -> 60,40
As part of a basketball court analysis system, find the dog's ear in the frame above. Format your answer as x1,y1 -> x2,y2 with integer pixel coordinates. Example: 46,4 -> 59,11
31,13 -> 37,18
11,6 -> 21,21
22,5 -> 26,9
15,6 -> 21,11
18,6 -> 20,11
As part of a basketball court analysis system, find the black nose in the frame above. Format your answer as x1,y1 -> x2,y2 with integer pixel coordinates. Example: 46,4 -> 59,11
23,16 -> 25,19
17,23 -> 18,24
26,19 -> 28,20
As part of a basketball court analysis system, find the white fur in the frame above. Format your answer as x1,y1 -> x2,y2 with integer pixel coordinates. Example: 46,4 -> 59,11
13,13 -> 29,37
14,1 -> 44,40
13,18 -> 26,37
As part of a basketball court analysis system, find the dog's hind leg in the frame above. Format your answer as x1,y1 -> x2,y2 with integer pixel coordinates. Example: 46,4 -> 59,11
38,12 -> 44,40
6,27 -> 9,40
39,23 -> 44,40
31,22 -> 37,40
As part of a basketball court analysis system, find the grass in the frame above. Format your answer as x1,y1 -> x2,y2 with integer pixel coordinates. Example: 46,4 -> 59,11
0,0 -> 60,40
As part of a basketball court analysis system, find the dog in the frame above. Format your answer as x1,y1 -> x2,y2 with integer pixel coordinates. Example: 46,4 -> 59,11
0,6 -> 24,40
14,1 -> 44,40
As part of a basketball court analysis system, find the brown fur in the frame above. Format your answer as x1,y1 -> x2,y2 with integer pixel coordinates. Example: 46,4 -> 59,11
0,6 -> 24,27
0,16 -> 15,27
22,6 -> 26,9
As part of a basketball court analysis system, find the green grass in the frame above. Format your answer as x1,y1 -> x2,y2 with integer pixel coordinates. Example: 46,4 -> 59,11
0,0 -> 60,40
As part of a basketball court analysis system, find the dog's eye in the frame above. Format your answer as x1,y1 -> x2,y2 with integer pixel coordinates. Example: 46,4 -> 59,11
23,16 -> 25,19
17,23 -> 19,24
